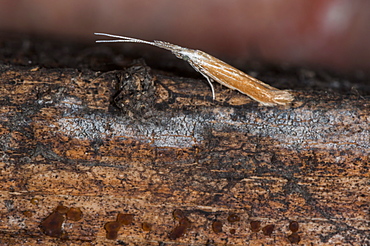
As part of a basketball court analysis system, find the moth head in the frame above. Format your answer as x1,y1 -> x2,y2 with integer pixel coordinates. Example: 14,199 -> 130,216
174,52 -> 190,61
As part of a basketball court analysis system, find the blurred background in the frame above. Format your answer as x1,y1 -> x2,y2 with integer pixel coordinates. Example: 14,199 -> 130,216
0,0 -> 369,73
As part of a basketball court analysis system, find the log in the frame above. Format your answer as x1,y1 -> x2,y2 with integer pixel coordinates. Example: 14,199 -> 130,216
0,34 -> 369,245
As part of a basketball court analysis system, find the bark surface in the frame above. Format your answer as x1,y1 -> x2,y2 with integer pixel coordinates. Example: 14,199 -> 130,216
0,34 -> 369,245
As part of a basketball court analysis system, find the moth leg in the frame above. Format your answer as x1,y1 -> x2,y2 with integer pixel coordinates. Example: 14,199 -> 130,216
187,61 -> 216,100
202,73 -> 215,100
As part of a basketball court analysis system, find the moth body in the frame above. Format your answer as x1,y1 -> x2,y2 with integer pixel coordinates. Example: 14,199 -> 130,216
95,33 -> 293,106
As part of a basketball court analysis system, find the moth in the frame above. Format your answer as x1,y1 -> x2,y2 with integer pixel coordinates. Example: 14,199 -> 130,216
95,33 -> 294,106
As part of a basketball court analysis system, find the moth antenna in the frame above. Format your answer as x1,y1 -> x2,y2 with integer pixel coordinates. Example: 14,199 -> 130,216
94,32 -> 184,54
94,32 -> 156,46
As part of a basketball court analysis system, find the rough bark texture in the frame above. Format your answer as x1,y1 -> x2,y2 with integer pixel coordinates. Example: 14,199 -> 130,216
0,33 -> 369,245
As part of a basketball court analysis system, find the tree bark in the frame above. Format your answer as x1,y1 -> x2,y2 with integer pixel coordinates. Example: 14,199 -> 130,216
0,34 -> 369,245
